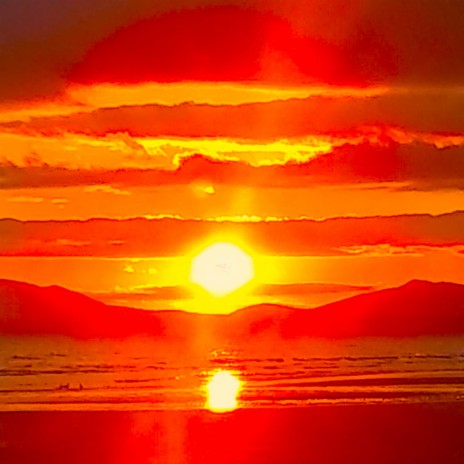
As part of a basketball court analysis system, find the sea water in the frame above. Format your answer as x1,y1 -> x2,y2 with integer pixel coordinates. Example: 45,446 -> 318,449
1,335 -> 464,411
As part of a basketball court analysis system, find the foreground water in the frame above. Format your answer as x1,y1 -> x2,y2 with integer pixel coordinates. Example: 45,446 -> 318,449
1,336 -> 464,411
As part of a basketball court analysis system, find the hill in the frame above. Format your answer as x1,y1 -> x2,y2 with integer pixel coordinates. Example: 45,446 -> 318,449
0,279 -> 217,340
272,280 -> 464,338
1,279 -> 464,339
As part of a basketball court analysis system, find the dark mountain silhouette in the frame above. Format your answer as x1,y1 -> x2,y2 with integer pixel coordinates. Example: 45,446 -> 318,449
1,279 -> 464,340
273,280 -> 464,338
0,279 -> 219,340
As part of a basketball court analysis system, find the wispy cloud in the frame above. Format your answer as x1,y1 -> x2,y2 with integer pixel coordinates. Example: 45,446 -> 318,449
1,213 -> 463,257
2,143 -> 464,191
5,93 -> 464,138
84,185 -> 131,196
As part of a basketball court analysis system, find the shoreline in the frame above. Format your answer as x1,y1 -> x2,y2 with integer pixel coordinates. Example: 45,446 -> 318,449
1,403 -> 464,463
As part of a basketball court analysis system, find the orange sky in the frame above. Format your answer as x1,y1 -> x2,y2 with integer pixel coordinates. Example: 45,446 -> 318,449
1,1 -> 464,312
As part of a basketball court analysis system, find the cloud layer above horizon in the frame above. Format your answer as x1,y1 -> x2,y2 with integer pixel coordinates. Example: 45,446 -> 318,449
1,0 -> 464,306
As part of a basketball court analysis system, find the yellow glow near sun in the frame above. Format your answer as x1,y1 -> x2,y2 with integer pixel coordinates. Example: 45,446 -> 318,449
68,82 -> 388,109
190,242 -> 255,297
206,371 -> 242,412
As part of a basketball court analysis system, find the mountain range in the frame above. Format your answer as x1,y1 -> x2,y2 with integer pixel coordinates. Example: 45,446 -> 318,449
1,279 -> 464,340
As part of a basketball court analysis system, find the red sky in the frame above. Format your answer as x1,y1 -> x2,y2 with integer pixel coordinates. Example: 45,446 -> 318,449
1,0 -> 463,311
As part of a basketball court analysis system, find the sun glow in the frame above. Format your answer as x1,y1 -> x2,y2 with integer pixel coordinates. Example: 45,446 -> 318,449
190,242 -> 255,297
67,82 -> 387,109
206,371 -> 242,412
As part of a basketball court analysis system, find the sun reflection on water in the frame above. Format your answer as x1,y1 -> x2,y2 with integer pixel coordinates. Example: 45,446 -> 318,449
205,370 -> 242,413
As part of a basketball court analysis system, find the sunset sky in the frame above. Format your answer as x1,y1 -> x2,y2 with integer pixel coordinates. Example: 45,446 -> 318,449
1,0 -> 464,312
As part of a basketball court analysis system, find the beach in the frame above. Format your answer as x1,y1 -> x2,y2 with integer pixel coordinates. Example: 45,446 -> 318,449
1,404 -> 463,464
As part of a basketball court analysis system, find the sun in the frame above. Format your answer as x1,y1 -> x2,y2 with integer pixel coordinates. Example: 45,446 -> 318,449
190,242 -> 254,297
206,371 -> 242,412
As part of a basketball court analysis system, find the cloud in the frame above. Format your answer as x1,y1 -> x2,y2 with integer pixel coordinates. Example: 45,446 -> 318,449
94,285 -> 193,303
90,282 -> 375,307
2,2 -> 464,102
336,244 -> 434,257
69,4 -> 464,88
84,185 -> 131,196
70,6 -> 378,86
67,82 -> 386,108
51,198 -> 68,205
1,142 -> 464,191
295,142 -> 464,190
0,213 -> 463,257
255,283 -> 375,296
5,92 -> 464,138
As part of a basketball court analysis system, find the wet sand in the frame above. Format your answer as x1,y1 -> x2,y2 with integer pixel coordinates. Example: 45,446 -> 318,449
1,404 -> 463,464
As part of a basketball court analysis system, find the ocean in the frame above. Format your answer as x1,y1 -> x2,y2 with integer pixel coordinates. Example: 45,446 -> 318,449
2,335 -> 464,463
1,335 -> 464,411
